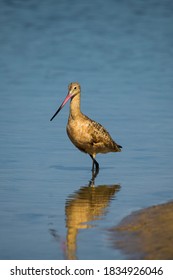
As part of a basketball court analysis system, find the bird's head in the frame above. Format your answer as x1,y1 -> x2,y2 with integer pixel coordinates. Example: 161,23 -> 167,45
68,82 -> 81,98
50,82 -> 81,121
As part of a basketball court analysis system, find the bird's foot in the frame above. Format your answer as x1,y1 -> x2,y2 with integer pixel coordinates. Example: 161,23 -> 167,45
89,162 -> 99,186
89,170 -> 98,187
89,155 -> 99,185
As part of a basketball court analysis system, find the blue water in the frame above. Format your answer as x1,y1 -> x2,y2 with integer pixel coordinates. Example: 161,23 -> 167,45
0,0 -> 173,259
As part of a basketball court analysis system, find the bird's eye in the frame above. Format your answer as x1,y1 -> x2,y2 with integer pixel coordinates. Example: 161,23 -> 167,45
74,86 -> 77,90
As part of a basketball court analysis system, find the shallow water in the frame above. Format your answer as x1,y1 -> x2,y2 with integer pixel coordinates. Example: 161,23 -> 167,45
0,0 -> 173,259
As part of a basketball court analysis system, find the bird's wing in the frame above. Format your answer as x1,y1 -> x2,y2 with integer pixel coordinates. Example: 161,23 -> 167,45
86,117 -> 121,151
85,118 -> 111,144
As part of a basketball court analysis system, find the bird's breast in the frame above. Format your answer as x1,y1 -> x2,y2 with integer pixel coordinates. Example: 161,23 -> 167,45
66,117 -> 91,152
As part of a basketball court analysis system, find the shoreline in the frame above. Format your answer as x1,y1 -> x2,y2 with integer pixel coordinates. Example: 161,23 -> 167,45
110,200 -> 173,259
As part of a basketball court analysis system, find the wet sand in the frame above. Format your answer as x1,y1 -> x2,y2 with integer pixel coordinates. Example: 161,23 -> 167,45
110,201 -> 173,259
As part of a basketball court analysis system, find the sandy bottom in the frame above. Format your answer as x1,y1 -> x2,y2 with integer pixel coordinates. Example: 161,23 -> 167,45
110,201 -> 173,259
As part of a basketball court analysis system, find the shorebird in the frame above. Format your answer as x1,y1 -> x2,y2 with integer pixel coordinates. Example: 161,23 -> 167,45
50,82 -> 122,173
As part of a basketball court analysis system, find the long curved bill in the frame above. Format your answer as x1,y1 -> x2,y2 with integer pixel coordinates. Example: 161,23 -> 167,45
50,93 -> 71,121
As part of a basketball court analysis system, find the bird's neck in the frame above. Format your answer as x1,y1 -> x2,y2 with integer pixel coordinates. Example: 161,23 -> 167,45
69,94 -> 81,119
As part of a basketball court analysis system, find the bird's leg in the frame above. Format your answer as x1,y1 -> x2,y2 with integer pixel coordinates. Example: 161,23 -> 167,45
94,159 -> 99,173
92,158 -> 95,172
89,155 -> 99,173
90,154 -> 95,172
88,155 -> 99,186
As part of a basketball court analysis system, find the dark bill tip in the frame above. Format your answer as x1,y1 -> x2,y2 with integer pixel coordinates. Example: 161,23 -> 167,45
50,106 -> 62,121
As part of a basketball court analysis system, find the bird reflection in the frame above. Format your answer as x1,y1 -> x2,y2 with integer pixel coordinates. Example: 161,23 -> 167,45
65,183 -> 120,259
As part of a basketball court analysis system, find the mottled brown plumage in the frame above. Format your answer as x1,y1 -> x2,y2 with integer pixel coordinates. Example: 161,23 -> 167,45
50,82 -> 122,172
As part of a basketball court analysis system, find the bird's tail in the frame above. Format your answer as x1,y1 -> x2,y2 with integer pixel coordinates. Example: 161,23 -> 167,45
116,144 -> 122,152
